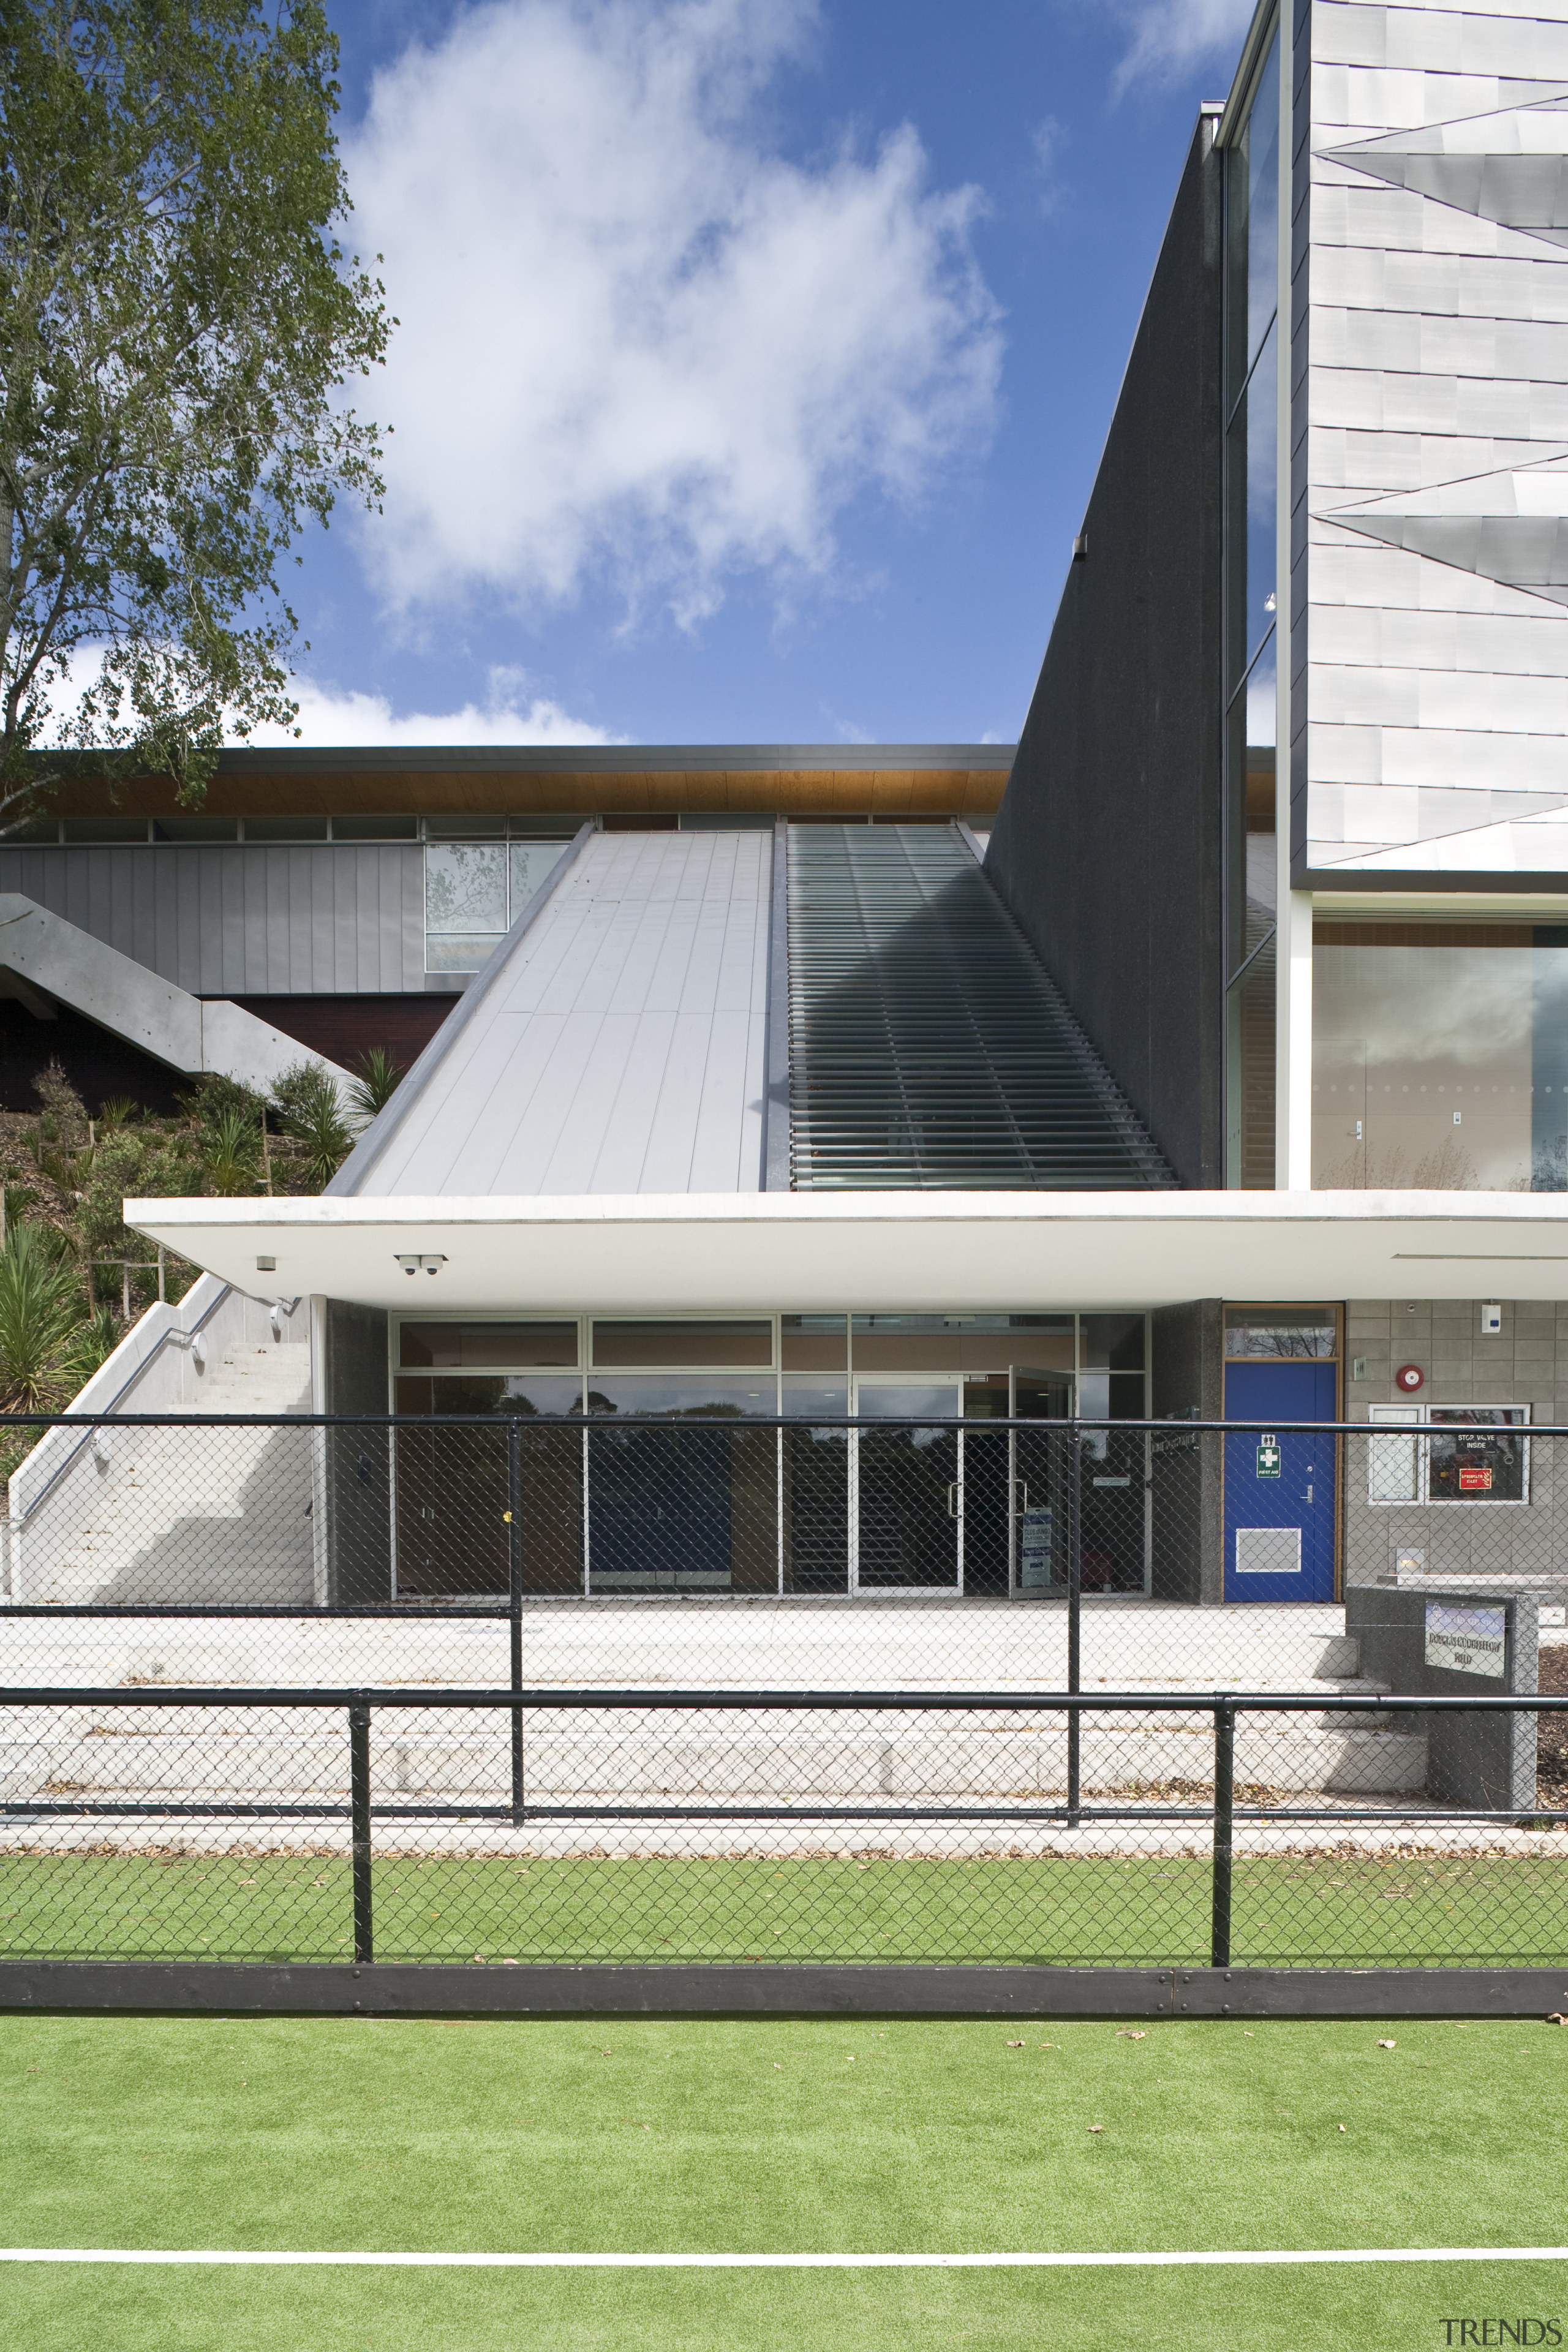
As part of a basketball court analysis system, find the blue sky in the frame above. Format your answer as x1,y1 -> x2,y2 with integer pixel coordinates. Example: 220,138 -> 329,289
273,0 -> 1257,750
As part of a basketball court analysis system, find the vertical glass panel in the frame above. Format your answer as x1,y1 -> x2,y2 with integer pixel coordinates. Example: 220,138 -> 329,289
425,842 -> 509,973
783,1377 -> 848,1592
1227,28 -> 1280,409
1226,330 -> 1278,691
509,838 -> 568,918
853,1383 -> 960,1589
1227,932 -> 1277,1188
1079,1424 -> 1148,1592
1079,1315 -> 1145,1371
1312,922 -> 1564,1189
584,1377 -> 776,1591
391,1377 -> 584,1599
782,1314 -> 848,1371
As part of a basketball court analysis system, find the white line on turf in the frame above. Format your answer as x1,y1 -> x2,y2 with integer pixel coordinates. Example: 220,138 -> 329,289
0,2250 -> 1564,2269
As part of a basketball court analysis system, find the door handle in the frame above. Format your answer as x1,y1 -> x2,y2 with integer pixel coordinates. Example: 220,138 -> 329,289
1302,1485 -> 1314,1504
946,1483 -> 959,1518
1010,1477 -> 1028,1515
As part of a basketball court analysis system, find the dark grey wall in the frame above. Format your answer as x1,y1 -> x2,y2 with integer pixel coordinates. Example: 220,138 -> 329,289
1150,1299 -> 1224,1605
322,1298 -> 392,1605
982,115 -> 1226,1188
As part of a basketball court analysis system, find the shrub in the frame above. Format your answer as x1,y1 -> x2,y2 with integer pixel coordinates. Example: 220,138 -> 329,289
345,1046 -> 405,1126
0,1223 -> 89,1411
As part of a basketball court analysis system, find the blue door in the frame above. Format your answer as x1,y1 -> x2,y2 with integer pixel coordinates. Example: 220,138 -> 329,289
1223,1361 -> 1337,1602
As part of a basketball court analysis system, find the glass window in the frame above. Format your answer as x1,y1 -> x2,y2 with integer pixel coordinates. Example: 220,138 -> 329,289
591,1320 -> 774,1368
680,813 -> 775,829
1428,1409 -> 1528,1504
1223,26 -> 1281,1194
243,816 -> 330,842
6,816 -> 59,842
151,815 -> 238,842
1226,28 -> 1280,411
1079,1314 -> 1145,1371
62,817 -> 148,843
399,1321 -> 578,1370
782,1314 -> 848,1370
1226,324 -> 1278,693
1312,922 -> 1568,1189
424,841 -> 509,971
1225,1313 -> 1336,1359
508,839 -> 569,916
394,1373 -> 582,1415
331,814 -> 420,841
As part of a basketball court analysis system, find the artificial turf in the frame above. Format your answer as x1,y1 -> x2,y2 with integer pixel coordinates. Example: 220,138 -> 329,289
1,1847 -> 1566,1964
2,2012 -> 1566,2350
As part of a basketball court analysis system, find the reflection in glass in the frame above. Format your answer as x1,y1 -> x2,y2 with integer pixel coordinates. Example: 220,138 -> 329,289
1226,330 -> 1277,692
783,1376 -> 848,1591
591,1321 -> 774,1367
585,1376 -> 775,1592
391,1376 -> 584,1598
1313,923 -> 1568,1189
1226,29 -> 1280,407
425,842 -> 508,972
398,1321 -> 579,1370
1224,1317 -> 1335,1359
509,839 -> 568,917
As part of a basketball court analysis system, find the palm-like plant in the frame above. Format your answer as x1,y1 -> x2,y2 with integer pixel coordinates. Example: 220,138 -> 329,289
271,1062 -> 352,1189
205,1106 -> 261,1197
0,1224 -> 90,1411
345,1046 -> 406,1128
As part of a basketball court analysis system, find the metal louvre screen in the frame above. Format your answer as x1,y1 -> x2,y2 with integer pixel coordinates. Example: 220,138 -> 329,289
0,1412 -> 1564,1972
785,825 -> 1175,1189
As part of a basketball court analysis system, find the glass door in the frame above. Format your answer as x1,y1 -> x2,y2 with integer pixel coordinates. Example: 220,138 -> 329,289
1011,1369 -> 1074,1593
851,1380 -> 962,1591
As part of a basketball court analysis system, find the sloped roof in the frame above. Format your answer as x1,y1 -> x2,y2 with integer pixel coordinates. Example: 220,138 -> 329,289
332,827 -> 772,1197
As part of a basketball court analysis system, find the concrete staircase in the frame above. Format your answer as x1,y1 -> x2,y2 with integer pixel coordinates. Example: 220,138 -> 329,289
14,1335 -> 314,1606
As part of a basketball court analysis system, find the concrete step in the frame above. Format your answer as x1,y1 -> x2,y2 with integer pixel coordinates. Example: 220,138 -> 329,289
0,1724 -> 1431,1802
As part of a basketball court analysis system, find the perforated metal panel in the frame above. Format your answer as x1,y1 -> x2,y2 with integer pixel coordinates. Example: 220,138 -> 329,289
785,824 -> 1174,1190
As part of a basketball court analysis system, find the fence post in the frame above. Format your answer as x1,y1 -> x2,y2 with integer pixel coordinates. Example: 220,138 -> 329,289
350,1699 -> 374,1965
508,1417 -> 524,1825
1210,1698 -> 1235,1970
1066,1425 -> 1082,1827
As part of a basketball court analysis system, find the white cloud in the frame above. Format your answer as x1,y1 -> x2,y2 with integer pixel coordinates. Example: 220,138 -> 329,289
346,0 -> 1002,627
1110,0 -> 1256,97
249,668 -> 625,748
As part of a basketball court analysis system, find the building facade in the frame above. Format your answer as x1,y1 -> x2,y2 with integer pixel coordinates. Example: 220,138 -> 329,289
100,0 -> 1568,1612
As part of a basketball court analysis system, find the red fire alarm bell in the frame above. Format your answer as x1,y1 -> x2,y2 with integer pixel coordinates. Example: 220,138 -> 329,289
1395,1363 -> 1424,1393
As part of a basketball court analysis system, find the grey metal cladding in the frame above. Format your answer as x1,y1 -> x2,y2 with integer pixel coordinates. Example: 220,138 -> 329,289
334,829 -> 772,1198
1303,6 -> 1568,880
0,843 -> 426,993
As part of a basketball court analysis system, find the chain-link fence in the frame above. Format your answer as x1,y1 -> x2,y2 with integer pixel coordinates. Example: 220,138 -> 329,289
0,1413 -> 1564,1972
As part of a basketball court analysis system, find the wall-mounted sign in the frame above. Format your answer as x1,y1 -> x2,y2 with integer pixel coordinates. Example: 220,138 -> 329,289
1424,1603 -> 1506,1679
1256,1436 -> 1281,1478
1019,1506 -> 1054,1589
1396,1364 -> 1424,1392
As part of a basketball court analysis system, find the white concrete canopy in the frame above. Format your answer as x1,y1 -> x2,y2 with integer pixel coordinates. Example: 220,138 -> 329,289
125,1188 -> 1568,1314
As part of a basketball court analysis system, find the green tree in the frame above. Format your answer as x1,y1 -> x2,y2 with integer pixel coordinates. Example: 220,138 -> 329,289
0,0 -> 390,828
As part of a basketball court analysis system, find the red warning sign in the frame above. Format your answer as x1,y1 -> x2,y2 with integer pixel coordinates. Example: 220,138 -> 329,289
1458,1465 -> 1493,1491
